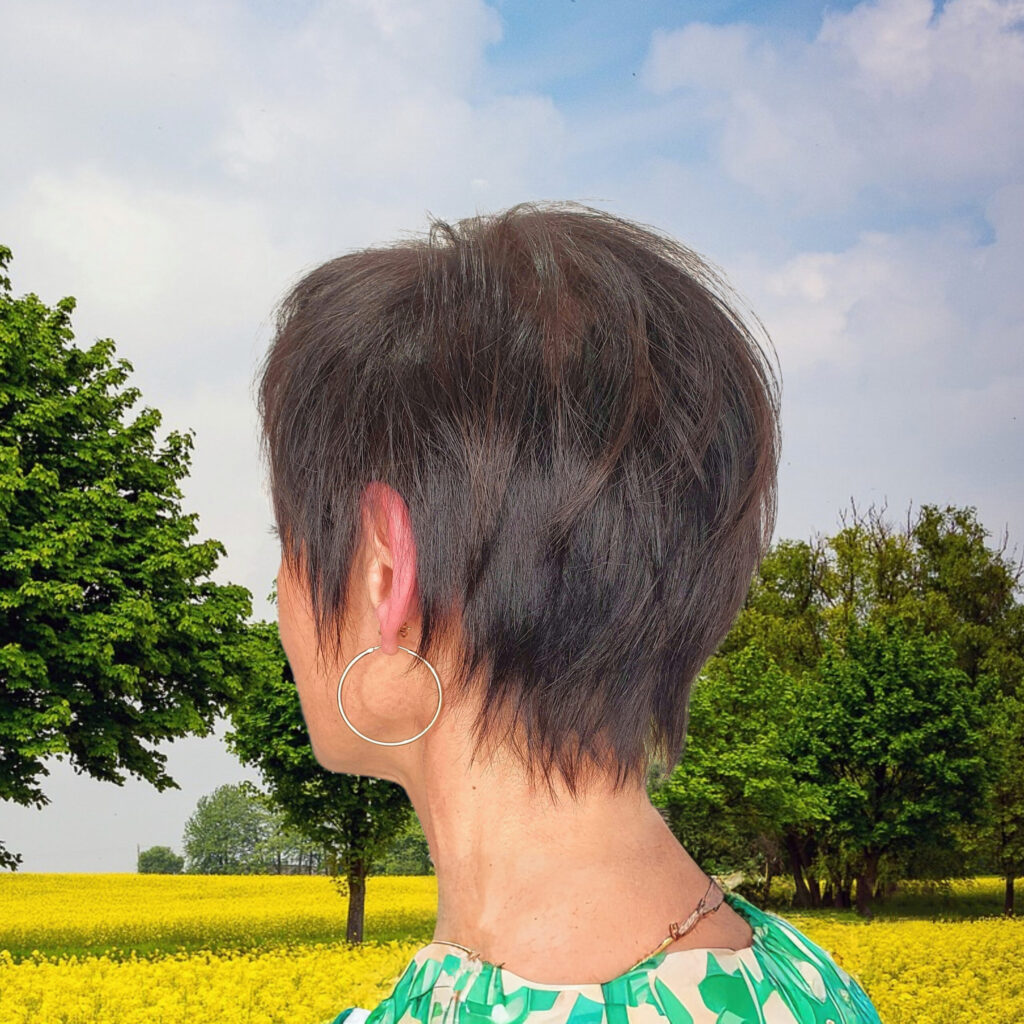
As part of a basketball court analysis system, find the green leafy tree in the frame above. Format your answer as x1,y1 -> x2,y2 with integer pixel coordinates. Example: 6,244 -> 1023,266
711,538 -> 839,908
650,641 -> 830,904
811,614 -> 986,916
138,845 -> 184,874
225,621 -> 412,941
182,781 -> 275,874
910,505 -> 1024,691
907,505 -> 1024,913
966,690 -> 1024,915
0,246 -> 257,871
718,536 -> 833,673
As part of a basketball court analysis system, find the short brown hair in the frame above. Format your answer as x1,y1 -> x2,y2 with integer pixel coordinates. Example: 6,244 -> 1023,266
257,201 -> 781,798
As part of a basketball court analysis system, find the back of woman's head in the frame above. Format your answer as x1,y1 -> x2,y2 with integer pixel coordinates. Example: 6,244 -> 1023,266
258,200 -> 781,799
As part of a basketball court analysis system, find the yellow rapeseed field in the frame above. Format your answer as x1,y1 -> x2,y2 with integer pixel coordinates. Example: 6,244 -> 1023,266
0,873 -> 437,957
1,874 -> 1021,1024
784,907 -> 1024,1023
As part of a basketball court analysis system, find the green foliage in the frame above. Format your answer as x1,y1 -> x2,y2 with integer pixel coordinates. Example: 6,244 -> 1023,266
371,807 -> 434,875
651,642 -> 829,878
717,538 -> 831,672
249,797 -> 328,874
811,614 -> 986,910
962,690 -> 1024,910
0,246 -> 259,871
137,845 -> 184,874
180,781 -> 326,875
910,505 -> 1023,686
182,782 -> 276,874
224,622 -> 412,939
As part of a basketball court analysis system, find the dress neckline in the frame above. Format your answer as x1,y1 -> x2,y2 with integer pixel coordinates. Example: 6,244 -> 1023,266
413,890 -> 762,993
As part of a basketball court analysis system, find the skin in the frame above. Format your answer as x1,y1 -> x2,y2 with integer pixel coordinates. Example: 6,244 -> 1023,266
276,481 -> 754,985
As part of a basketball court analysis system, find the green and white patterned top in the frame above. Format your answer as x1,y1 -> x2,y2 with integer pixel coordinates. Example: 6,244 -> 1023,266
323,891 -> 882,1024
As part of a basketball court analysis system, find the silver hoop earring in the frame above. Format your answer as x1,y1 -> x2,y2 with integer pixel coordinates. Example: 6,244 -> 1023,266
336,644 -> 443,746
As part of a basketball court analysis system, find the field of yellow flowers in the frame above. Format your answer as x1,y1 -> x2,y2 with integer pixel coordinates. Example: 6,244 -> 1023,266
1,874 -> 1021,1024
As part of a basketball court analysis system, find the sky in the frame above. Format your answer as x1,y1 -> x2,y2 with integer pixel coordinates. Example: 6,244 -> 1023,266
1,0 -> 1022,871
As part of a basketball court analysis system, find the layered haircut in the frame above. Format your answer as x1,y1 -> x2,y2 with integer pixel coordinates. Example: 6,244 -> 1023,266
258,201 -> 781,798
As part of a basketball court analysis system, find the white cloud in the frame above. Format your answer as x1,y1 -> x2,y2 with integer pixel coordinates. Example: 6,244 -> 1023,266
1,0 -> 567,355
9,169 -> 290,361
720,179 -> 1024,559
635,0 -> 1024,546
733,180 -> 1024,380
737,227 -> 965,374
642,0 -> 1024,208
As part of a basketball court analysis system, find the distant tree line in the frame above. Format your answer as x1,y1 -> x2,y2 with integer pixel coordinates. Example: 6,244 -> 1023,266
180,781 -> 325,875
137,781 -> 431,878
137,845 -> 184,874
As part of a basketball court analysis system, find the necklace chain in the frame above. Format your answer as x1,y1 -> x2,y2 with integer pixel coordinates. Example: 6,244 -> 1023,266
430,878 -> 726,974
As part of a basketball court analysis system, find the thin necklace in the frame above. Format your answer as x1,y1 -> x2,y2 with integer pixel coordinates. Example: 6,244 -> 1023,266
430,877 -> 726,975
625,877 -> 725,970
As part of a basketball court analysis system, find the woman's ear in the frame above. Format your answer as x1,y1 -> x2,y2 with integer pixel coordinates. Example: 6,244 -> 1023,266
361,481 -> 418,655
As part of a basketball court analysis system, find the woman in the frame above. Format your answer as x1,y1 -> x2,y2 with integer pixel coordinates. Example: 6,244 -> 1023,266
258,202 -> 883,1024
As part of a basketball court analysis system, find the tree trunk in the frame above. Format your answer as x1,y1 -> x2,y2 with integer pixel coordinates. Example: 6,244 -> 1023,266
808,873 -> 821,909
1005,874 -> 1015,917
798,838 -> 820,908
840,867 -> 854,909
784,834 -> 813,908
762,859 -> 774,905
855,851 -> 880,917
831,871 -> 852,909
346,858 -> 368,943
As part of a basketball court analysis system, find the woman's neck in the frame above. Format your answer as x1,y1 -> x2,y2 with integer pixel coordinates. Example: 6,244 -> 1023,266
400,736 -> 751,985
